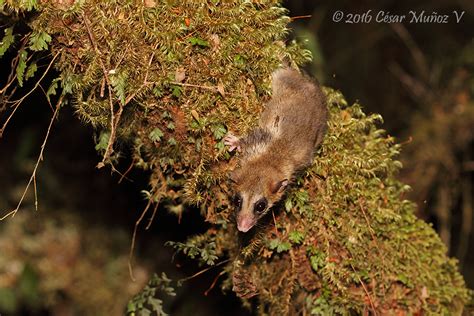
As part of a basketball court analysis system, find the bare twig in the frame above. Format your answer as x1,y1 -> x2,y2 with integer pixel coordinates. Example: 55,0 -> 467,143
290,15 -> 312,21
38,84 -> 55,112
0,33 -> 30,95
129,170 -> 167,280
178,259 -> 231,283
145,201 -> 160,230
128,197 -> 153,281
84,15 -> 158,169
2,55 -> 20,94
121,42 -> 159,105
170,81 -> 218,92
0,95 -> 64,220
83,14 -> 121,168
118,159 -> 135,184
109,163 -> 132,182
33,174 -> 38,211
350,263 -> 378,315
399,136 -> 413,146
0,51 -> 60,138
271,209 -> 280,237
204,270 -> 226,296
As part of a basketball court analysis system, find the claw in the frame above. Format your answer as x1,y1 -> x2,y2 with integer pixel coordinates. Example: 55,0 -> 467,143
224,133 -> 241,152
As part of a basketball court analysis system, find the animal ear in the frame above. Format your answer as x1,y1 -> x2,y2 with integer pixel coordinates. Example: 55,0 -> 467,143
230,170 -> 241,184
271,179 -> 288,194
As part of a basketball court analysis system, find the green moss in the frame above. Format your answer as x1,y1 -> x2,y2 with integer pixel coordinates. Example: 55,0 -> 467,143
224,89 -> 471,314
1,0 -> 470,314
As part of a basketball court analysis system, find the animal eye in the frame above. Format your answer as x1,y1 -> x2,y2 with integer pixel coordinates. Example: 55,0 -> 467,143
254,198 -> 268,214
233,194 -> 242,208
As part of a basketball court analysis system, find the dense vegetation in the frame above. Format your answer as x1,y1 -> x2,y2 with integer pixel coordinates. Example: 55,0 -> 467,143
0,0 -> 471,314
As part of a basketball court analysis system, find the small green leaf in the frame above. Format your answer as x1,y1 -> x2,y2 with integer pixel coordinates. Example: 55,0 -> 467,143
148,297 -> 164,312
46,78 -> 60,101
212,124 -> 226,140
171,85 -> 182,97
0,27 -> 15,58
233,54 -> 246,66
127,273 -> 175,315
110,70 -> 128,105
126,302 -> 137,313
215,141 -> 225,151
16,49 -> 27,87
149,128 -> 164,142
289,231 -> 305,245
168,137 -> 177,146
28,31 -> 52,51
25,62 -> 38,81
276,242 -> 291,253
153,86 -> 164,98
188,36 -> 209,47
269,238 -> 279,250
397,273 -> 413,288
268,238 -> 291,253
95,131 -> 110,152
167,122 -> 175,130
309,249 -> 326,271
295,190 -> 309,203
284,198 -> 293,212
166,237 -> 218,266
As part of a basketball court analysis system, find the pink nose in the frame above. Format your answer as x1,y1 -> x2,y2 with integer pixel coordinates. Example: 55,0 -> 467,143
237,217 -> 255,233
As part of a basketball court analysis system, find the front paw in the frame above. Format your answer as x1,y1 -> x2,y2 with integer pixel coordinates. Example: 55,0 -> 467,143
224,133 -> 241,152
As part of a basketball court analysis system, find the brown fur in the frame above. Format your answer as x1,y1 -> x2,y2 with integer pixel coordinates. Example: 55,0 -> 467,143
227,68 -> 328,232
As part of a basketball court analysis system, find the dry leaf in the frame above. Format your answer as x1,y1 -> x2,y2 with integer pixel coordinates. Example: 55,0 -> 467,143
421,286 -> 429,299
144,0 -> 156,8
175,67 -> 186,83
210,34 -> 221,51
190,110 -> 200,122
217,81 -> 225,96
232,269 -> 258,299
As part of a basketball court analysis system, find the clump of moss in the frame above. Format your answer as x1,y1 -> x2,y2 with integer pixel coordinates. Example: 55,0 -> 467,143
227,89 -> 470,314
22,0 -> 310,210
1,0 -> 470,314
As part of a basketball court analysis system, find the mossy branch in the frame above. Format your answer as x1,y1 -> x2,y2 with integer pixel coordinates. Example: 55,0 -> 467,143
0,1 -> 470,314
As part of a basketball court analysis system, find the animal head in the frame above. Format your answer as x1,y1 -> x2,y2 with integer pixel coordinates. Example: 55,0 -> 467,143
230,162 -> 288,232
